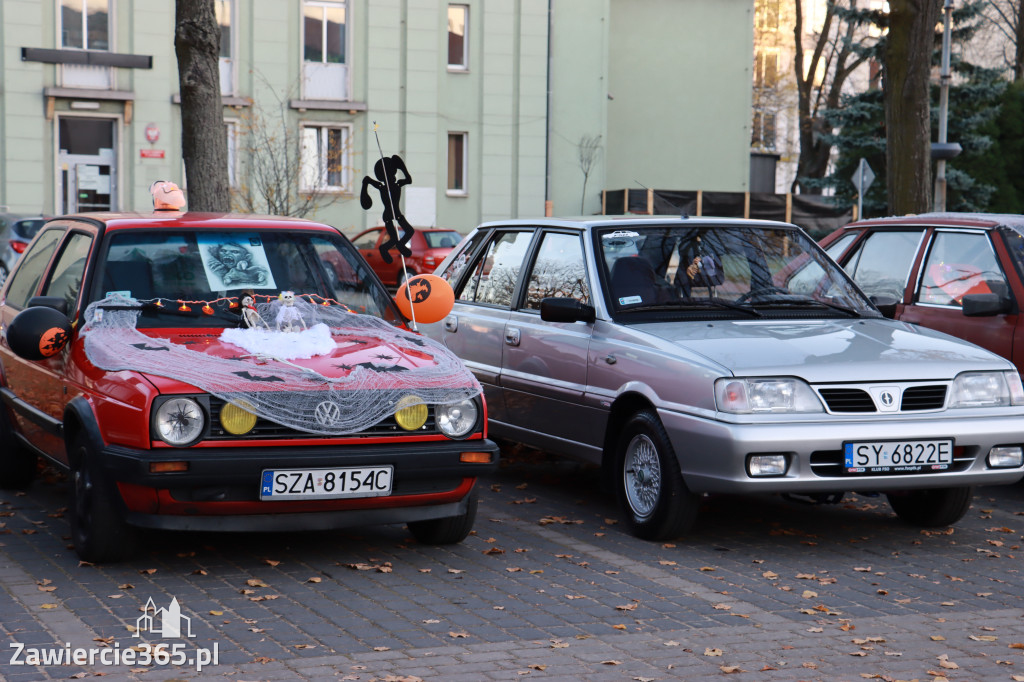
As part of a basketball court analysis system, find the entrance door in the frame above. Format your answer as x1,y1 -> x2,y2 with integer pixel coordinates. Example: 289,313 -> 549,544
57,117 -> 117,213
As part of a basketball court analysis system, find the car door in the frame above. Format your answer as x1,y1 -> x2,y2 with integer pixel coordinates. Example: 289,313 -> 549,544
1,225 -> 93,463
898,228 -> 1016,362
436,229 -> 536,425
501,230 -> 600,450
833,228 -> 926,312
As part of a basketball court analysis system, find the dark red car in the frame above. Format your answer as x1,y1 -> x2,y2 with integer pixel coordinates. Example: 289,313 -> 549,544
0,212 -> 497,562
819,213 -> 1024,372
353,227 -> 461,286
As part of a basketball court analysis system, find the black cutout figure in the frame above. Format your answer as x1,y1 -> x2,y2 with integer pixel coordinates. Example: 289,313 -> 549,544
360,155 -> 414,264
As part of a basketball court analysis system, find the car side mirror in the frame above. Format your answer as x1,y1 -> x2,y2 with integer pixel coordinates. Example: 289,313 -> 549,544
6,303 -> 73,360
540,297 -> 595,323
868,294 -> 898,319
27,295 -> 69,316
962,293 -> 1011,317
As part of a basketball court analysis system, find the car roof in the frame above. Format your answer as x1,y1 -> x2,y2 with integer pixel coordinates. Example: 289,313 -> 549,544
847,212 -> 1024,233
51,211 -> 337,232
475,215 -> 798,231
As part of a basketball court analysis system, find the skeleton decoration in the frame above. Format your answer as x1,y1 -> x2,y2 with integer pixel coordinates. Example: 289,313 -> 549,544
275,291 -> 307,332
240,294 -> 269,329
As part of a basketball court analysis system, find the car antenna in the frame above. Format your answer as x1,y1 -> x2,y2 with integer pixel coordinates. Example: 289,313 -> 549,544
634,180 -> 687,218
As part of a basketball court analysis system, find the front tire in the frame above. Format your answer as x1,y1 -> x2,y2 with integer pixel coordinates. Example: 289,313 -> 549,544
407,489 -> 478,544
886,487 -> 973,527
615,410 -> 700,540
69,432 -> 139,563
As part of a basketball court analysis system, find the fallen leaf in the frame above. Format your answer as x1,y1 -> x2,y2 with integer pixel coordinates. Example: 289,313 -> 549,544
372,646 -> 390,652
704,647 -> 724,657
612,624 -> 627,630
483,547 -> 505,555
527,664 -> 546,671
712,603 -> 732,611
449,632 -> 469,639
138,568 -> 157,575
263,559 -> 281,567
968,635 -> 997,642
762,571 -> 779,579
931,635 -> 946,641
802,590 -> 818,599
209,610 -> 223,616
720,666 -> 745,673
601,660 -> 622,665
854,567 -> 872,572
422,619 -> 440,624
616,603 -> 638,611
306,577 -> 322,583
937,654 -> 959,669
246,578 -> 269,587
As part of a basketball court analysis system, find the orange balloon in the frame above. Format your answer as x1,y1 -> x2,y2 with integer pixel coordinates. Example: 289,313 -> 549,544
395,274 -> 455,324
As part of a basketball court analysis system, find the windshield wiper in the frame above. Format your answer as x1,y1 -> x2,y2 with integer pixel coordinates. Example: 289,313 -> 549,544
625,299 -> 763,317
752,296 -> 863,317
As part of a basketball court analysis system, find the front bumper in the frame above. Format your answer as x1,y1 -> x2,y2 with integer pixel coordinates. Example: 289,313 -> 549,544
659,409 -> 1024,494
98,438 -> 499,532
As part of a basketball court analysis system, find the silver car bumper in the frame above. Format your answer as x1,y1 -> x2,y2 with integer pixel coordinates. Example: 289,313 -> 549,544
660,409 -> 1024,494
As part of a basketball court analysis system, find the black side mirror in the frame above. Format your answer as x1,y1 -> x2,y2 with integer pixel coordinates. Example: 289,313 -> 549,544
26,295 -> 69,316
540,297 -> 595,323
962,293 -> 1011,317
868,294 -> 898,319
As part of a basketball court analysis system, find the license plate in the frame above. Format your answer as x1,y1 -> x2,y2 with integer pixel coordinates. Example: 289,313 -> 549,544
844,440 -> 953,473
260,466 -> 393,500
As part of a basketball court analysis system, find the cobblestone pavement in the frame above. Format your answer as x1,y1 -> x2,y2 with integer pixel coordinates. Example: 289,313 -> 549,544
1,447 -> 1022,681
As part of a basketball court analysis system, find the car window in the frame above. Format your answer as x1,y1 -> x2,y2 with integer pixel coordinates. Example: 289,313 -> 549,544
353,229 -> 382,250
42,232 -> 93,314
4,227 -> 65,309
523,232 -> 590,310
842,230 -> 923,303
457,230 -> 533,308
13,219 -> 47,241
917,231 -> 1007,307
424,231 -> 460,249
440,230 -> 488,285
824,232 -> 857,260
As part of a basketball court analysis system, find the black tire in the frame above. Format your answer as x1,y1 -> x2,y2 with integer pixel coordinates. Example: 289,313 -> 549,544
407,489 -> 478,544
615,410 -> 700,540
0,406 -> 37,490
69,432 -> 139,563
885,487 -> 974,527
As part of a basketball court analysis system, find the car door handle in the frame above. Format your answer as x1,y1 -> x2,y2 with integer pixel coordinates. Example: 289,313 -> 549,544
505,327 -> 521,346
444,315 -> 458,332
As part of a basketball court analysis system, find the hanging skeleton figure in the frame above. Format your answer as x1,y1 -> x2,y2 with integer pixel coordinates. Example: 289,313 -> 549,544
360,154 -> 414,264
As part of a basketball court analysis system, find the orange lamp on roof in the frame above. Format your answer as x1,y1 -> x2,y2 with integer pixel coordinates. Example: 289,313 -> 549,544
150,180 -> 186,211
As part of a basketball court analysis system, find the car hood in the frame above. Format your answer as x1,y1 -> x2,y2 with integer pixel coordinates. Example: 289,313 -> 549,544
631,318 -> 1010,382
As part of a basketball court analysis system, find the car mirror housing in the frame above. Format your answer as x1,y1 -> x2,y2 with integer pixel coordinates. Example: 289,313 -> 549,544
869,294 -> 898,319
540,297 -> 595,323
962,293 -> 1011,317
7,303 -> 73,360
27,295 -> 69,316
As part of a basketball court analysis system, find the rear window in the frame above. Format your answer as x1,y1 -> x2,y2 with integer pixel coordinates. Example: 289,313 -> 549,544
424,231 -> 460,249
12,219 -> 47,241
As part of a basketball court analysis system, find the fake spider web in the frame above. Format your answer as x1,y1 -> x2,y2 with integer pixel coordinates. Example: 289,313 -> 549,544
81,296 -> 481,436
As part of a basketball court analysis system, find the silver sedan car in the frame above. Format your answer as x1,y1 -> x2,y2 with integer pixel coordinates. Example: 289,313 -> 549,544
420,216 -> 1024,540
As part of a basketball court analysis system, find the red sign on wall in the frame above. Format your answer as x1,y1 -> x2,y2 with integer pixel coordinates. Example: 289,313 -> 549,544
140,149 -> 165,159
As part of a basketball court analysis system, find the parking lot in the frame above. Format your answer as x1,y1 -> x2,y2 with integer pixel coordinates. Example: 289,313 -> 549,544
1,446 -> 1023,681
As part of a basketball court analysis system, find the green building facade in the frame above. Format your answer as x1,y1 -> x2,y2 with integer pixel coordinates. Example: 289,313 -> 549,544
0,0 -> 753,235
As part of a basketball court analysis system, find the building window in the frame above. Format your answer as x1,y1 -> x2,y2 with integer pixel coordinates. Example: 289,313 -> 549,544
448,5 -> 468,70
751,111 -> 777,150
216,0 -> 234,94
61,0 -> 109,50
447,132 -> 467,194
302,1 -> 349,100
755,0 -> 780,31
301,124 -> 350,191
754,49 -> 780,88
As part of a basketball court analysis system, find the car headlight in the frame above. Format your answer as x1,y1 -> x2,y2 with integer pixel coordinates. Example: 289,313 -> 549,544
715,377 -> 823,414
154,397 -> 206,446
436,399 -> 479,439
949,371 -> 1024,408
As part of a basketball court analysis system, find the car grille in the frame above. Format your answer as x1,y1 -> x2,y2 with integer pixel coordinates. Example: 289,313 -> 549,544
816,385 -> 947,413
206,397 -> 439,440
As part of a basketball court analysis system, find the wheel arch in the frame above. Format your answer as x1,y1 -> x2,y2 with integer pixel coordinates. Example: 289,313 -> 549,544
601,391 -> 656,490
63,396 -> 104,470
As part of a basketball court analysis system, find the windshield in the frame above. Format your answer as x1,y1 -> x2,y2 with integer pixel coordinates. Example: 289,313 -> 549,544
596,224 -> 878,318
90,228 -> 399,328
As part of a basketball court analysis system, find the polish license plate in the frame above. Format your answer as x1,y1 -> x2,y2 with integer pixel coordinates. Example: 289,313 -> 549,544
843,440 -> 953,473
260,466 -> 393,500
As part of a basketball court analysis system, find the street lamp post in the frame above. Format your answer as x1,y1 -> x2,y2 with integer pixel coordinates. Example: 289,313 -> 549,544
932,0 -> 961,212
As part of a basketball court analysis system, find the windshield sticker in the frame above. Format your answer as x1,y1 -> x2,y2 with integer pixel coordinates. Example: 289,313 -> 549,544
198,234 -> 276,291
619,295 -> 643,305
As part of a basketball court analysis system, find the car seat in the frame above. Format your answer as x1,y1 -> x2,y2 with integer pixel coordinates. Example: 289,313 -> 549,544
610,256 -> 662,306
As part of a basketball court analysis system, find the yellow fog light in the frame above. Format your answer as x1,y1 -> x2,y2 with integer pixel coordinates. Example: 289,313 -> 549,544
220,401 -> 258,436
395,395 -> 428,431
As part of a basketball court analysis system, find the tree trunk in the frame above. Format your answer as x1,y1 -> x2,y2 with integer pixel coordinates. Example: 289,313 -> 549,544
175,0 -> 229,212
1016,0 -> 1024,82
884,0 -> 940,215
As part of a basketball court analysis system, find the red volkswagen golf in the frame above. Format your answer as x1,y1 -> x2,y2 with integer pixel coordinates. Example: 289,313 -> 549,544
0,211 -> 497,562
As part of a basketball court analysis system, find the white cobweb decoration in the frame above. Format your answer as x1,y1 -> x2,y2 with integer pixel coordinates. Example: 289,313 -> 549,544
81,296 -> 481,436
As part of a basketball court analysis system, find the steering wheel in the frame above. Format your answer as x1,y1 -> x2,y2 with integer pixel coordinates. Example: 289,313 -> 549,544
736,286 -> 788,304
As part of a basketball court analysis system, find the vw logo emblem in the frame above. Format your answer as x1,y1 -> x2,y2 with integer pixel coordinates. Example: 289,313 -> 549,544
314,401 -> 342,426
880,391 -> 894,406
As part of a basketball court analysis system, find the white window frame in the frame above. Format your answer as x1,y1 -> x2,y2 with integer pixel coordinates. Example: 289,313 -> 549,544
447,131 -> 467,196
300,0 -> 350,100
447,4 -> 469,71
300,122 -> 352,193
216,0 -> 237,96
59,0 -> 111,51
